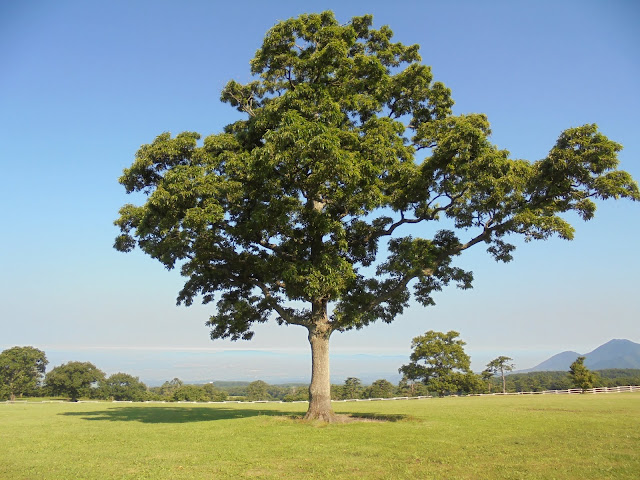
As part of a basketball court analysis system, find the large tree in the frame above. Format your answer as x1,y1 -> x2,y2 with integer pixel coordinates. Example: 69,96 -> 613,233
45,361 -> 105,401
114,12 -> 639,421
399,330 -> 478,396
0,346 -> 48,401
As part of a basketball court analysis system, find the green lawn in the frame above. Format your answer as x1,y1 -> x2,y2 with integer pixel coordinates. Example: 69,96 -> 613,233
1,394 -> 638,479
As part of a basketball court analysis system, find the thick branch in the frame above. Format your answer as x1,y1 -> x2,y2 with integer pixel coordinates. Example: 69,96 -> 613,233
453,221 -> 500,254
255,280 -> 309,327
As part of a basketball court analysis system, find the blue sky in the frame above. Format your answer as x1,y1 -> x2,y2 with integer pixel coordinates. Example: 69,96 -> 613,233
1,0 -> 638,385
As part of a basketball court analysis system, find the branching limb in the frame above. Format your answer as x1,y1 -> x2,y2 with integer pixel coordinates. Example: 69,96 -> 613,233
255,280 -> 310,327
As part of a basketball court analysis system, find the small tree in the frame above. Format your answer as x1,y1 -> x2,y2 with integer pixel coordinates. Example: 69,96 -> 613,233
100,373 -> 148,401
203,383 -> 228,402
0,346 -> 48,401
159,378 -> 183,398
45,361 -> 105,401
399,330 -> 475,396
115,11 -> 639,421
569,356 -> 598,390
283,386 -> 309,402
481,369 -> 494,393
342,377 -> 364,400
173,384 -> 210,402
330,384 -> 344,400
365,379 -> 396,398
486,356 -> 514,394
397,376 -> 429,397
246,380 -> 271,401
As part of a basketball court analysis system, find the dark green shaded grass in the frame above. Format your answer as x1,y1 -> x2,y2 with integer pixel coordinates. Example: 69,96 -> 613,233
1,394 -> 638,479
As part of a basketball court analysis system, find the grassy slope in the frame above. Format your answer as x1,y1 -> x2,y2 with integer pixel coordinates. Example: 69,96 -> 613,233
1,394 -> 638,479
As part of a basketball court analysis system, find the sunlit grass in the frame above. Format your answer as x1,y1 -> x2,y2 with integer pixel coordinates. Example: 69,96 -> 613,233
1,394 -> 638,479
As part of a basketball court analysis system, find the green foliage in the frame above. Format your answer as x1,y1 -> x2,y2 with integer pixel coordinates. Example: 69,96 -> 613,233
399,330 -> 477,396
499,371 -> 571,392
202,383 -> 228,402
115,10 -> 638,340
44,361 -> 105,401
596,369 -> 640,387
114,10 -> 638,418
246,380 -> 271,401
282,386 -> 309,402
0,346 -> 48,401
486,356 -> 514,393
173,385 -> 210,402
330,383 -> 344,400
364,379 -> 396,398
569,356 -> 598,390
100,373 -> 148,401
397,376 -> 430,397
148,380 -> 228,402
157,377 -> 184,398
342,377 -> 364,399
490,369 -> 640,393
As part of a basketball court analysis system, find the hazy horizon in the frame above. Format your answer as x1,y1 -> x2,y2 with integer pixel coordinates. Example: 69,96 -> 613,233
21,337 -> 636,387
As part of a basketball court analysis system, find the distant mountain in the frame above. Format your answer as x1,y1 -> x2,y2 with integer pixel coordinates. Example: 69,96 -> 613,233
586,339 -> 640,369
523,339 -> 640,372
525,350 -> 581,372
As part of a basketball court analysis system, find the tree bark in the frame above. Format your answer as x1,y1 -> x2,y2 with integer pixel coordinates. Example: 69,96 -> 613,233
304,308 -> 337,422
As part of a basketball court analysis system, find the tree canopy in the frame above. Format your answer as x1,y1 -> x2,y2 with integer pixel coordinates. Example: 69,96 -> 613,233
246,380 -> 271,401
366,379 -> 396,398
45,361 -> 105,401
399,330 -> 479,395
569,356 -> 598,390
114,11 -> 639,420
100,373 -> 148,401
0,346 -> 48,401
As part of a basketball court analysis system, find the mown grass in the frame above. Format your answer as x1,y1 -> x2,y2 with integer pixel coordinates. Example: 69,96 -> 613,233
1,393 -> 638,479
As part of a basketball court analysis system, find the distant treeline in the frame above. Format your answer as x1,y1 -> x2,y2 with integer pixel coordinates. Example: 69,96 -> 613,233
6,369 -> 640,402
3,345 -> 640,402
497,369 -> 640,393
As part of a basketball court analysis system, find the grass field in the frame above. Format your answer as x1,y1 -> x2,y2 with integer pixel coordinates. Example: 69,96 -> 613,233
1,393 -> 638,479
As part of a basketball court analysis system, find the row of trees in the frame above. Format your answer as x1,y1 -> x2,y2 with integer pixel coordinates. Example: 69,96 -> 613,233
0,347 -> 227,402
494,368 -> 636,393
398,330 -> 517,396
398,331 -> 623,394
1,342 -> 630,402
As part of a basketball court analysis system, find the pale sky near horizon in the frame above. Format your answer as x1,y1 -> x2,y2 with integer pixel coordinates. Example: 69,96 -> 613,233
1,0 -> 638,384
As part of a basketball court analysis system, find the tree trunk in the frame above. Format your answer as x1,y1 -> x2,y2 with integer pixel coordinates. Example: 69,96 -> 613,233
304,311 -> 337,422
501,370 -> 506,394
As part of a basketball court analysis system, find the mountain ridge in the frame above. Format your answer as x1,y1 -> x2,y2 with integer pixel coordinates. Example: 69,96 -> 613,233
521,339 -> 640,372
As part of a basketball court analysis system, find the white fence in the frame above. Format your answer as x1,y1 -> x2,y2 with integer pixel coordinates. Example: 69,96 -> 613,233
479,385 -> 640,396
2,385 -> 639,405
332,385 -> 640,402
133,385 -> 640,403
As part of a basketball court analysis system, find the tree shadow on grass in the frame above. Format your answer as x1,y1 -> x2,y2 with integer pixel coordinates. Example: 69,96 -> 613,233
346,412 -> 413,422
60,405 -> 302,424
